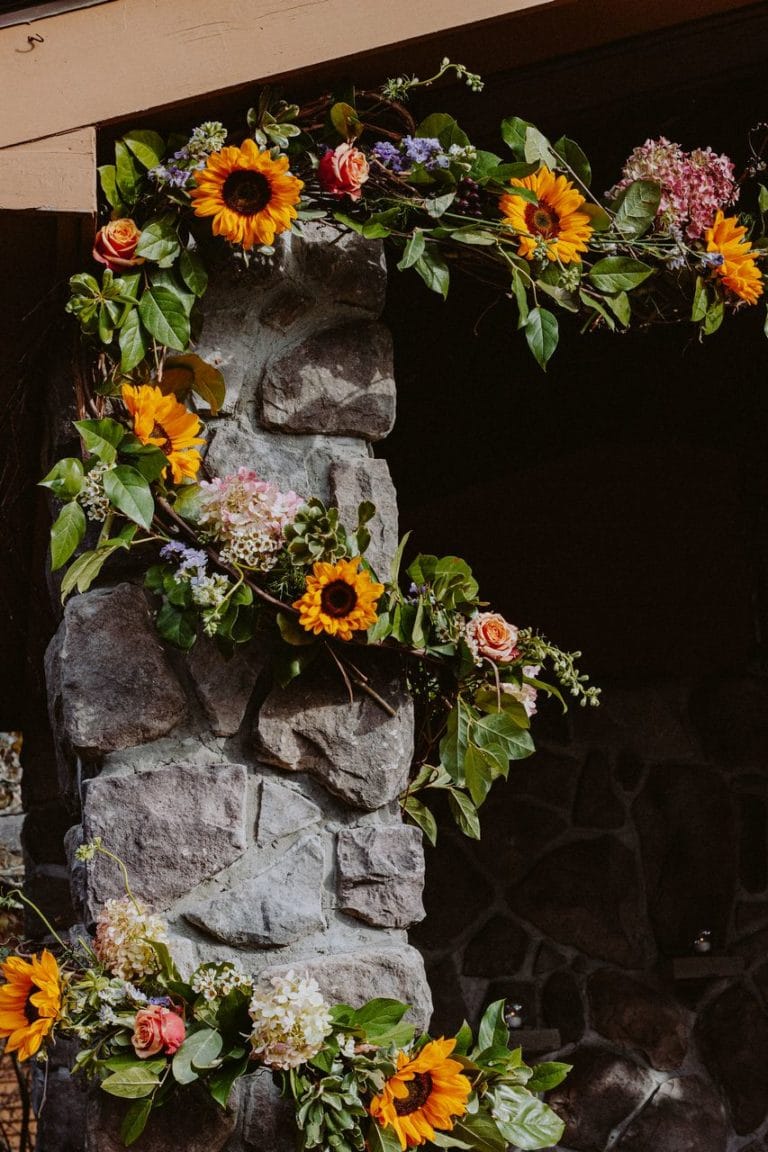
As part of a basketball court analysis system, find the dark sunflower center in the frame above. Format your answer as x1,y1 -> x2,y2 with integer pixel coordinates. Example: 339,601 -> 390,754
151,422 -> 173,456
525,201 -> 560,238
320,579 -> 358,618
222,170 -> 272,216
23,992 -> 39,1025
394,1072 -> 433,1116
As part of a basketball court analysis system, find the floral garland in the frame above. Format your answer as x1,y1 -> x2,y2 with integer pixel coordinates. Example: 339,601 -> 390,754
0,844 -> 568,1149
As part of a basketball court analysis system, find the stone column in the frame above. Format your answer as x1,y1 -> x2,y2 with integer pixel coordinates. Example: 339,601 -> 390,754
44,224 -> 431,1151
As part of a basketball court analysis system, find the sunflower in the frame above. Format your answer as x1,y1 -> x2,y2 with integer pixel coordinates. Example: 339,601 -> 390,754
704,210 -> 763,305
499,164 -> 593,263
121,384 -> 205,484
191,139 -> 304,250
0,950 -> 62,1061
368,1037 -> 472,1150
292,557 -> 384,641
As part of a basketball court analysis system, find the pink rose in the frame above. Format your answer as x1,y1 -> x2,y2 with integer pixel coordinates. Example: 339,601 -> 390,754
318,144 -> 369,201
131,1005 -> 186,1059
93,218 -> 145,272
466,612 -> 519,664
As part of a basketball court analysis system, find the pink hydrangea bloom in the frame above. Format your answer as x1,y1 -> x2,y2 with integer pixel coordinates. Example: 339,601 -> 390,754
199,467 -> 303,571
607,137 -> 737,240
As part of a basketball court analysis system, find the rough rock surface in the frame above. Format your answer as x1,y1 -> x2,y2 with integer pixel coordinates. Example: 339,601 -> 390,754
547,1046 -> 656,1151
45,583 -> 187,756
237,1071 -> 299,1152
588,968 -> 688,1070
542,969 -> 585,1045
256,779 -> 322,845
82,762 -> 247,911
696,983 -> 768,1134
256,661 -> 413,809
86,1083 -> 236,1152
329,457 -> 399,578
337,825 -> 425,928
614,1075 -> 727,1152
186,635 -> 267,736
260,322 -> 396,440
185,837 -> 325,947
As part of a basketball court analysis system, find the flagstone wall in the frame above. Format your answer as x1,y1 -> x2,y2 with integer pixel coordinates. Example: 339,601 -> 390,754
41,225 -> 431,1151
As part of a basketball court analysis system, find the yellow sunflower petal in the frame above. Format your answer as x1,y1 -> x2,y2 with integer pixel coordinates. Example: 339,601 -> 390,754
499,164 -> 593,264
705,210 -> 763,305
120,384 -> 204,484
191,142 -> 303,251
293,557 -> 383,641
368,1037 -> 472,1148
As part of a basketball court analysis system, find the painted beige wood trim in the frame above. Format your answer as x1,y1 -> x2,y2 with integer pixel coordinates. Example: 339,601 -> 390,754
0,126 -> 95,212
0,0 -> 557,150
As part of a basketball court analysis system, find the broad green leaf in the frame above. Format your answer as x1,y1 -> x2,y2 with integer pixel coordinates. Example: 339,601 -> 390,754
473,711 -> 535,761
582,201 -> 613,231
74,417 -> 125,464
148,267 -> 195,313
451,1113 -> 508,1152
172,482 -> 203,522
439,699 -> 471,782
524,306 -> 559,370
510,267 -> 530,328
330,101 -> 363,140
454,1020 -> 474,1056
98,164 -> 121,210
39,457 -> 84,499
464,743 -> 504,806
447,788 -> 480,839
430,1134 -> 474,1150
101,1064 -> 159,1099
367,1119 -> 404,1152
114,140 -> 141,205
362,221 -> 392,239
401,795 -> 437,846
588,257 -> 654,293
524,126 -> 558,168
491,1084 -> 565,1150
122,129 -> 165,170
102,465 -> 154,530
119,307 -> 149,372
397,230 -> 426,271
179,247 -> 208,297
692,275 -> 708,322
163,353 -> 225,414
139,286 -> 190,350
277,611 -> 316,647
604,290 -> 631,327
450,227 -> 496,246
469,150 -> 502,180
119,440 -> 167,483
135,215 -> 182,267
121,1098 -> 152,1147
580,289 -> 616,329
526,1061 -> 572,1093
553,136 -> 591,186
155,603 -> 197,650
424,192 -> 456,219
417,113 -> 469,149
477,999 -> 509,1053
500,117 -> 534,159
60,540 -> 133,602
702,295 -> 724,336
414,249 -> 450,299
50,501 -> 86,571
759,184 -> 768,217
172,1028 -> 222,1085
474,686 -> 529,727
208,1054 -> 250,1108
612,179 -> 661,239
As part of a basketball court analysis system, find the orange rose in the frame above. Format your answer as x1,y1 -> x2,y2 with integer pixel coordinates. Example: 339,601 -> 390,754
93,218 -> 145,272
317,144 -> 369,201
131,1004 -> 185,1059
466,612 -> 519,664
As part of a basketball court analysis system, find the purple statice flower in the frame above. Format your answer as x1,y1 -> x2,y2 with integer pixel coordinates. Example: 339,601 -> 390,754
701,251 -> 725,268
160,541 -> 208,578
371,141 -> 403,173
402,136 -> 444,169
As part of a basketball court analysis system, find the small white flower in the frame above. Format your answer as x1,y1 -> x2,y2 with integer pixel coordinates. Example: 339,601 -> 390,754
93,896 -> 168,981
249,970 -> 332,1070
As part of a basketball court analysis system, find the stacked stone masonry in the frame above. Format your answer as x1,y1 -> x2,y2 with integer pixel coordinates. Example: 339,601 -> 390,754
42,225 -> 430,1151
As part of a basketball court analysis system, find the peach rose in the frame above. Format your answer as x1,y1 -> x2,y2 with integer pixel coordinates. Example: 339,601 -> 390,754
93,218 -> 145,272
317,144 -> 369,201
131,1004 -> 186,1059
466,612 -> 519,664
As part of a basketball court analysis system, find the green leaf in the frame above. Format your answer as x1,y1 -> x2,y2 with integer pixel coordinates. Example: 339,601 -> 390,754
40,458 -> 84,499
401,795 -> 437,846
50,501 -> 86,571
451,1113 -> 508,1152
397,231 -> 426,271
98,164 -> 122,210
277,611 -> 316,647
163,353 -> 225,414
139,286 -> 190,350
524,126 -> 558,168
500,117 -> 534,159
122,129 -> 165,170
414,249 -> 450,299
702,295 -> 724,336
524,307 -> 559,371
478,999 -> 509,1053
179,247 -> 208,297
454,1020 -> 474,1056
604,290 -> 631,327
114,140 -> 141,205
582,201 -> 613,231
424,192 -> 456,219
759,184 -> 768,217
491,1084 -> 565,1150
417,113 -> 469,149
208,1053 -> 250,1108
588,257 -> 654,293
449,227 -> 497,246
120,440 -> 167,483
59,540 -> 129,601
526,1061 -> 572,1093
612,179 -> 661,239
473,711 -> 535,762
447,789 -> 480,839
102,465 -> 154,530
74,417 -> 126,464
692,275 -> 708,322
136,215 -> 182,267
464,743 -> 502,807
553,136 -> 591,186
119,308 -> 149,372
330,101 -> 363,140
172,1028 -> 223,1085
367,1119 -> 404,1152
101,1064 -> 160,1099
155,603 -> 197,650
121,1098 -> 153,1147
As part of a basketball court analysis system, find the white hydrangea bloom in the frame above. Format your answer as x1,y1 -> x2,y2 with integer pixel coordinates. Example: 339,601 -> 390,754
248,970 -> 332,1069
93,896 -> 168,981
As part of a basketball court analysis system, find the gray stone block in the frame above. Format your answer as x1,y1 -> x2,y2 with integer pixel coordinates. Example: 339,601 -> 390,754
263,943 -> 432,1031
260,322 -> 396,441
45,583 -> 187,757
256,659 -> 413,810
86,1082 -> 236,1152
236,1070 -> 298,1151
82,762 -> 248,912
256,779 -> 322,845
186,634 -> 267,736
337,825 -> 425,928
185,836 -> 325,948
330,457 -> 398,579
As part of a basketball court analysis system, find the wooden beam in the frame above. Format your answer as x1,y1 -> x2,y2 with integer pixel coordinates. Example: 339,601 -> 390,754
0,0 -> 558,150
0,126 -> 95,212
